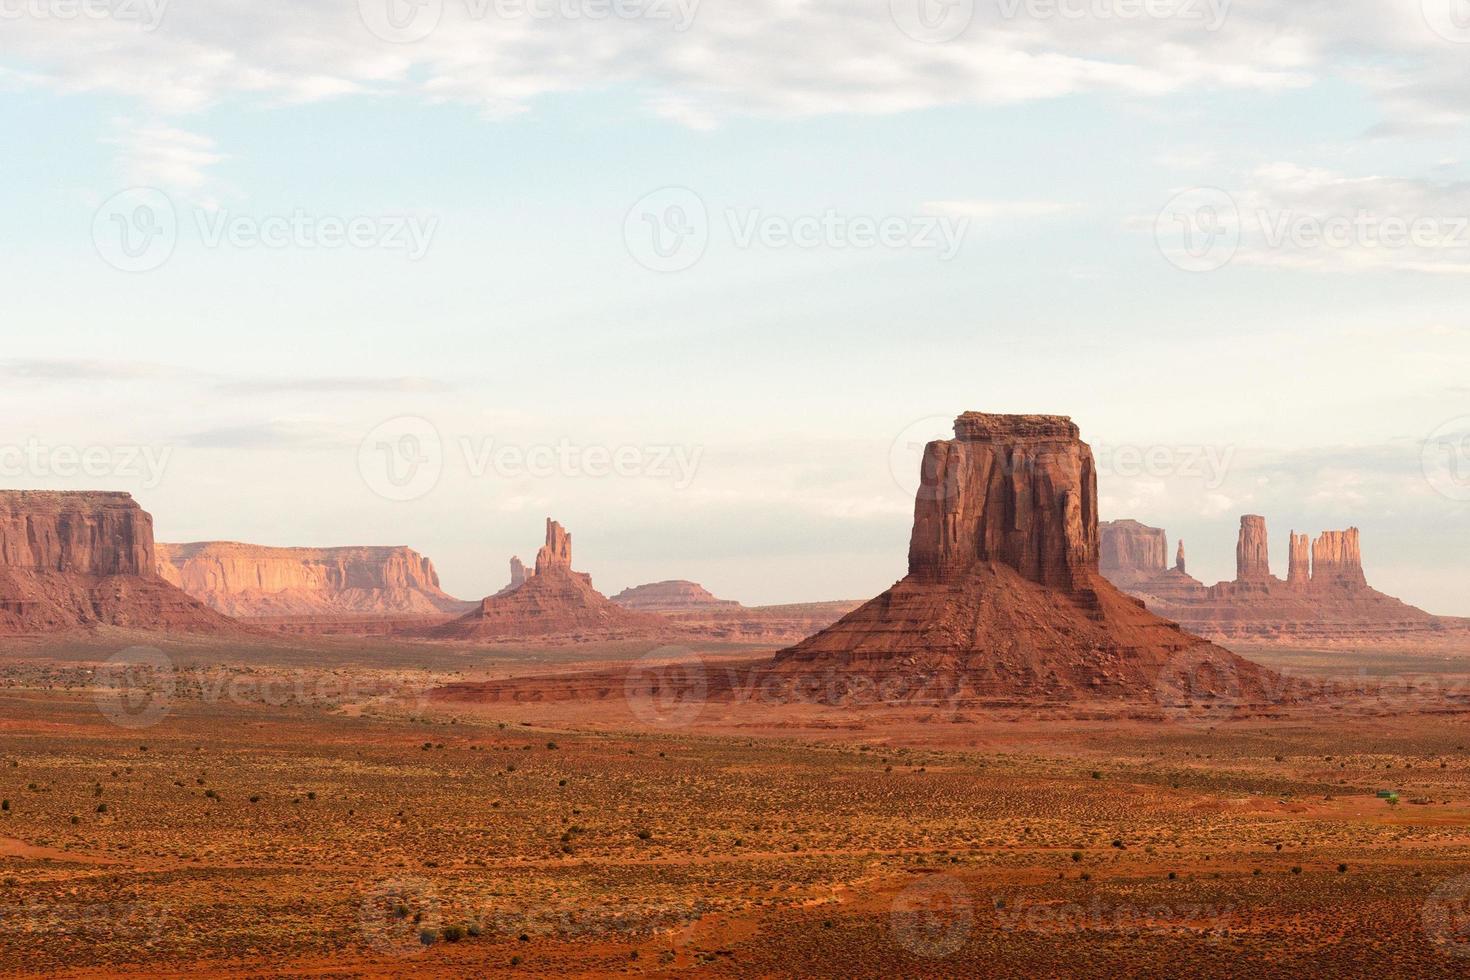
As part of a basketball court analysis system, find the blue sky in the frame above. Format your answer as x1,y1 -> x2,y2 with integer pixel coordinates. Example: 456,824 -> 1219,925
2,0 -> 1469,612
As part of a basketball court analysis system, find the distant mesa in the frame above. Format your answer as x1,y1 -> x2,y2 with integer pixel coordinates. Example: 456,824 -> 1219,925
611,580 -> 740,612
1099,516 -> 1444,643
156,541 -> 472,618
0,490 -> 238,635
430,519 -> 666,641
771,413 -> 1278,704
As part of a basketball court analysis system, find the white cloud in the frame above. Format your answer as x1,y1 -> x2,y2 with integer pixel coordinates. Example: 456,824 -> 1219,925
103,121 -> 224,203
923,199 -> 1079,221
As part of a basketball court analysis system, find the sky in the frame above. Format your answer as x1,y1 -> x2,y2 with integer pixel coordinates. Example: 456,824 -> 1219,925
1,0 -> 1469,612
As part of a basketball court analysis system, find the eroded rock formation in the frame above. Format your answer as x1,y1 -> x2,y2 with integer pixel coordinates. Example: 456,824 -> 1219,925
771,414 -> 1277,704
432,519 -> 665,640
0,491 -> 236,634
1312,528 -> 1368,589
1099,519 -> 1168,585
1287,532 -> 1311,588
1175,541 -> 1186,574
156,542 -> 471,617
1100,516 -> 1443,644
1235,515 -> 1271,582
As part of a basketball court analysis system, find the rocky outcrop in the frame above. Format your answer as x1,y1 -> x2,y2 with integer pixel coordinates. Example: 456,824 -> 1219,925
611,580 -> 739,612
1287,532 -> 1311,588
0,491 -> 236,635
431,519 -> 665,641
1312,528 -> 1368,589
772,414 -> 1278,704
1235,515 -> 1271,582
909,413 -> 1095,589
1099,519 -> 1168,585
1100,516 -> 1444,644
156,542 -> 471,617
1175,541 -> 1186,574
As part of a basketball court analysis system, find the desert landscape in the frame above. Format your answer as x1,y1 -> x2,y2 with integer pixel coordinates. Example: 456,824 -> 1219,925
8,4 -> 1470,975
4,414 -> 1470,977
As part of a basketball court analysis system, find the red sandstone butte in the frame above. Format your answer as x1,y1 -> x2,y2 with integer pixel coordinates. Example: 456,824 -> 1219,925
771,413 -> 1277,704
156,542 -> 472,618
0,491 -> 238,635
1099,516 -> 1444,644
431,519 -> 666,640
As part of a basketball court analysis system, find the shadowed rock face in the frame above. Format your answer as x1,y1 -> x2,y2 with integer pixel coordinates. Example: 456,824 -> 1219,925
156,542 -> 469,617
0,491 -> 236,634
0,491 -> 154,576
908,413 -> 1096,590
774,414 -> 1278,704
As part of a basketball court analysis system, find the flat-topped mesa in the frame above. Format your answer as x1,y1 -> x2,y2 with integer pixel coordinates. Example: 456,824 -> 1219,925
952,412 -> 1080,443
1099,520 -> 1168,583
534,520 -> 573,575
909,413 -> 1097,590
0,490 -> 238,635
1312,528 -> 1367,589
1235,515 -> 1271,583
1287,532 -> 1311,588
1175,540 -> 1187,574
155,542 -> 468,617
0,490 -> 155,576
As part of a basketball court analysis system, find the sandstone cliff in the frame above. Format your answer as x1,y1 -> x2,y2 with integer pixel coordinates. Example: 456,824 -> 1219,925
156,542 -> 471,618
772,414 -> 1277,705
1099,519 -> 1169,584
0,491 -> 237,635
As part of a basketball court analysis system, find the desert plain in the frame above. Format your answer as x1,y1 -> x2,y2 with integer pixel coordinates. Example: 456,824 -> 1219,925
4,634 -> 1470,977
